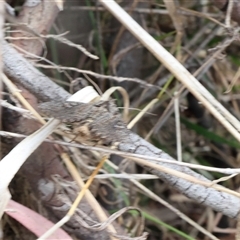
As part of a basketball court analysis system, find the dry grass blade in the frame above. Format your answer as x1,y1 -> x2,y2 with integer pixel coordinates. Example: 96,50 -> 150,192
225,0 -> 234,28
0,73 -> 59,207
0,118 -> 60,196
61,152 -> 118,240
174,91 -> 182,162
67,86 -> 100,103
101,86 -> 129,121
2,73 -> 45,124
4,130 -> 240,175
127,98 -> 158,129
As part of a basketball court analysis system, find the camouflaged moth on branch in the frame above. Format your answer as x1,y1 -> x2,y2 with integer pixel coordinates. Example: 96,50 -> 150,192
38,100 -> 130,147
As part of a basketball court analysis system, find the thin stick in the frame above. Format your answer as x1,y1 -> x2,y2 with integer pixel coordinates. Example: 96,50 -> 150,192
225,0 -> 234,28
174,91 -> 182,162
3,130 -> 240,175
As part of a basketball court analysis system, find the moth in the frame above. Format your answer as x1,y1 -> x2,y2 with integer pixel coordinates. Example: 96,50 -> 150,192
38,100 -> 128,147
